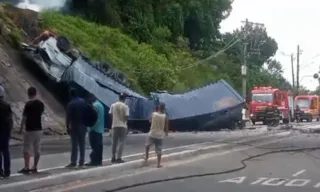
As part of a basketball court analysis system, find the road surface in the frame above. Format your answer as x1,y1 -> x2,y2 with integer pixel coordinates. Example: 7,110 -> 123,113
44,131 -> 320,192
9,127 -> 267,174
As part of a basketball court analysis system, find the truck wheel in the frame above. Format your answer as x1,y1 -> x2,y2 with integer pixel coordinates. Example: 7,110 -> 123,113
307,117 -> 312,122
317,118 -> 319,122
56,36 -> 71,53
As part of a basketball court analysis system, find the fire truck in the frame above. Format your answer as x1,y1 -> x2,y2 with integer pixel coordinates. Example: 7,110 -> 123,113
249,86 -> 291,125
294,95 -> 320,122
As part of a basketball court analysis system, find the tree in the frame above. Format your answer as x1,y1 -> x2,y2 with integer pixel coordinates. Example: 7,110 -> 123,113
64,0 -> 291,94
266,59 -> 283,76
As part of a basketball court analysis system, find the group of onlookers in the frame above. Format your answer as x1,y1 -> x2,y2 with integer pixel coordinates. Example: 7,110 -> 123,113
0,85 -> 169,178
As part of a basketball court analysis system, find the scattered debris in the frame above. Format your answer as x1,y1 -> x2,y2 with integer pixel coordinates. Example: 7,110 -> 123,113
1,59 -> 10,66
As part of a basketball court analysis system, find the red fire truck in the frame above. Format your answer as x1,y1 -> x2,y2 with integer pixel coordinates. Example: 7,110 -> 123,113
249,86 -> 291,125
294,95 -> 320,122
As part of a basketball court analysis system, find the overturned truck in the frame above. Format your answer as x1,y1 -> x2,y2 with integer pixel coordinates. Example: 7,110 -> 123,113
20,33 -> 244,132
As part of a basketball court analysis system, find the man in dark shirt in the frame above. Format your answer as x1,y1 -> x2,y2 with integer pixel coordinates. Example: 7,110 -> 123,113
19,87 -> 45,174
65,88 -> 87,168
0,85 -> 13,178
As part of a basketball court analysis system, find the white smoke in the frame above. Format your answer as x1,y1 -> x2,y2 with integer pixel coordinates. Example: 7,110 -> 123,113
16,0 -> 66,12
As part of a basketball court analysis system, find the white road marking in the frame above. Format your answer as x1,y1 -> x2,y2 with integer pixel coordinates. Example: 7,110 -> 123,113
31,133 -> 293,192
9,140 -> 220,177
2,132 -> 291,190
284,179 -> 310,187
261,178 -> 288,186
251,177 -> 268,185
219,177 -> 246,184
314,182 -> 320,188
10,132 -> 281,177
292,169 -> 306,177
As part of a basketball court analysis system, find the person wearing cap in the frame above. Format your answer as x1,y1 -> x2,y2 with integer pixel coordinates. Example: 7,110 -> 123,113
109,93 -> 129,163
0,85 -> 12,178
144,103 -> 169,168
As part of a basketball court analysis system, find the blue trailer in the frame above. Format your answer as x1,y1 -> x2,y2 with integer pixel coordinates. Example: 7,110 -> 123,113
60,57 -> 244,132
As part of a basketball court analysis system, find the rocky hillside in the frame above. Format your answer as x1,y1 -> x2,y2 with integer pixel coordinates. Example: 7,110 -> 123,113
0,4 -> 66,135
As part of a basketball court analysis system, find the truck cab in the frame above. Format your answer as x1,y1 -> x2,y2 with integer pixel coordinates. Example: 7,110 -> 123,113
249,86 -> 290,125
294,95 -> 320,122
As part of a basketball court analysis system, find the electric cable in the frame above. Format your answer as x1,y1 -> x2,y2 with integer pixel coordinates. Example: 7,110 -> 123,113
106,30 -> 246,75
105,145 -> 320,192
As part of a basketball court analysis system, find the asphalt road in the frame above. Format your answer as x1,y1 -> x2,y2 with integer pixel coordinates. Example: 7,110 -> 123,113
56,132 -> 320,192
7,128 -> 272,174
9,128 -> 267,159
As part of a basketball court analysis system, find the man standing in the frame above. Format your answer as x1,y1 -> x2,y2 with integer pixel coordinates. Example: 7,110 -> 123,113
65,89 -> 87,168
86,94 -> 104,166
0,85 -> 12,178
109,93 -> 129,163
144,103 -> 169,168
19,87 -> 45,174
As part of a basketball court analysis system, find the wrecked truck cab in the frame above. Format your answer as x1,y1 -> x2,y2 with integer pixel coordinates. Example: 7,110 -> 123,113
20,35 -> 75,82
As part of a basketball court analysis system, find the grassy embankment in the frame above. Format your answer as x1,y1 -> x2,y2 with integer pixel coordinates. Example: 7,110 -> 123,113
0,4 -> 223,94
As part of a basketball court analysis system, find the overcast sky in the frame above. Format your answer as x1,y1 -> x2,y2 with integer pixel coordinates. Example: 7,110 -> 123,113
220,0 -> 320,91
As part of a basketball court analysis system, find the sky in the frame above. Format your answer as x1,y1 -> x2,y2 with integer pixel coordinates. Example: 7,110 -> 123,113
220,0 -> 320,91
16,0 -> 66,11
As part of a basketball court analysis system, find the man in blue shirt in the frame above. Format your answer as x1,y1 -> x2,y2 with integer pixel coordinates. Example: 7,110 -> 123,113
65,89 -> 87,168
86,93 -> 105,166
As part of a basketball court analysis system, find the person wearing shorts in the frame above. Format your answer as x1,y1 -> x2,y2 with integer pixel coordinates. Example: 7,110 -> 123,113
144,103 -> 169,168
19,87 -> 44,174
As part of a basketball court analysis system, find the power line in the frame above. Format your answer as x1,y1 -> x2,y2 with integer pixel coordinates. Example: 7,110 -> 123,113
124,32 -> 246,74
177,38 -> 242,71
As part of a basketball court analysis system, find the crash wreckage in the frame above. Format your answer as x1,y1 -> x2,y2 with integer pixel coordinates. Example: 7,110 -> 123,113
20,31 -> 245,132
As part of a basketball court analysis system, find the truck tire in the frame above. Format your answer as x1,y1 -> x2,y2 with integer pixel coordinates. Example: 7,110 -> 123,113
283,118 -> 289,124
100,62 -> 113,75
56,36 -> 71,53
116,72 -> 127,84
317,117 -> 319,122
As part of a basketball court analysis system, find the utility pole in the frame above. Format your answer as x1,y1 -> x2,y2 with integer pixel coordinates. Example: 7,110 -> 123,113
296,45 -> 301,95
242,43 -> 248,100
240,19 -> 265,102
291,54 -> 295,90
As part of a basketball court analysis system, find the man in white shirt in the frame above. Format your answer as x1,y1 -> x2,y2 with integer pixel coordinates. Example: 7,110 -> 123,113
144,103 -> 169,168
109,93 -> 129,163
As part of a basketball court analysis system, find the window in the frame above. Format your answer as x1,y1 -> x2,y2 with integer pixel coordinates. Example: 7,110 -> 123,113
274,93 -> 281,105
296,99 -> 311,108
311,98 -> 317,109
252,93 -> 273,102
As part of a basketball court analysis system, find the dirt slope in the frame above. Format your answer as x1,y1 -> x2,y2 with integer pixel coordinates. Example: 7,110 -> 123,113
0,4 -> 66,135
0,37 -> 66,134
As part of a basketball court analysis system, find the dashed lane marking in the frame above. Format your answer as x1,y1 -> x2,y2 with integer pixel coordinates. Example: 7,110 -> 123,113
292,169 -> 306,177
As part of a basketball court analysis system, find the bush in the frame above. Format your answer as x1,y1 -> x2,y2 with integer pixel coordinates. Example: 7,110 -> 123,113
8,28 -> 22,48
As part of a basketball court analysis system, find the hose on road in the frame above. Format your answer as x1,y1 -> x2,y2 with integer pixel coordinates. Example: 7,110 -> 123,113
105,146 -> 320,192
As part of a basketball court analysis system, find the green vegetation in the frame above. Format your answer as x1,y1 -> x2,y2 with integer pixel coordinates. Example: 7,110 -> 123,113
68,0 -> 292,96
0,1 -> 292,97
41,11 -> 221,94
8,28 -> 23,48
